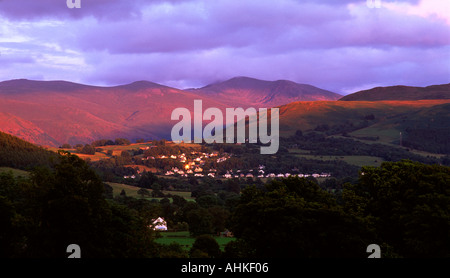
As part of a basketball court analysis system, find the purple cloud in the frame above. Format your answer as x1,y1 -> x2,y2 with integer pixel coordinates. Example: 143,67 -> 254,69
0,0 -> 448,94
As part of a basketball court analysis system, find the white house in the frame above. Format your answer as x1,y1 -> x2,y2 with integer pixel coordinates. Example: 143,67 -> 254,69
152,217 -> 167,231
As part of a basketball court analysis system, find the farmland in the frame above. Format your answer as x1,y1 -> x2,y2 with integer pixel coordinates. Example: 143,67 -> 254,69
0,167 -> 30,177
107,181 -> 194,201
155,231 -> 235,251
290,153 -> 384,168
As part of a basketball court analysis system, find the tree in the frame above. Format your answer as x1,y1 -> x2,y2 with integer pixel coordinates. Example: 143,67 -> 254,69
159,242 -> 188,258
343,160 -> 450,258
103,183 -> 114,199
209,206 -> 230,234
230,176 -> 375,258
137,188 -> 150,198
120,189 -> 127,197
115,138 -> 131,146
224,179 -> 240,194
189,235 -> 221,258
80,144 -> 95,155
0,195 -> 17,257
0,151 -> 159,258
138,172 -> 158,189
186,208 -> 213,236
196,194 -> 219,209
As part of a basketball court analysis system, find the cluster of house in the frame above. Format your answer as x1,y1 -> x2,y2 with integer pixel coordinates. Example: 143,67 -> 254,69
221,166 -> 331,179
222,172 -> 331,179
129,148 -> 333,180
143,151 -> 227,162
161,151 -> 231,178
165,166 -> 218,178
143,151 -> 230,165
164,163 -> 331,179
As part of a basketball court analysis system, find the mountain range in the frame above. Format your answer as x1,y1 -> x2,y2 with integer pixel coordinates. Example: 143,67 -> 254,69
0,77 -> 448,149
0,77 -> 340,147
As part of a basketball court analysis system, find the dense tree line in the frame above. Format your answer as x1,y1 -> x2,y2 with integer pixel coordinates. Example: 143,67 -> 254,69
229,160 -> 450,258
0,152 -> 158,258
283,131 -> 442,164
0,131 -> 59,170
343,160 -> 450,257
1,148 -> 449,258
403,127 -> 450,154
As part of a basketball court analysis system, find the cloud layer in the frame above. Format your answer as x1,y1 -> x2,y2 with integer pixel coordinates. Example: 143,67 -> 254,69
0,0 -> 449,94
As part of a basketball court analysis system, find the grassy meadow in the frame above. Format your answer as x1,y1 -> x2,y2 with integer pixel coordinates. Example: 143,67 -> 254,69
0,167 -> 30,177
155,231 -> 235,251
107,182 -> 194,201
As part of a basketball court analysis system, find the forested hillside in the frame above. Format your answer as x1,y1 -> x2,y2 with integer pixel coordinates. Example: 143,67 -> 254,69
0,131 -> 59,169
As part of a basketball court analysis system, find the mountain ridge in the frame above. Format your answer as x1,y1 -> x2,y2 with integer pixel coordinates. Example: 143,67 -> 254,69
187,76 -> 342,107
1,77 -> 448,148
339,83 -> 450,101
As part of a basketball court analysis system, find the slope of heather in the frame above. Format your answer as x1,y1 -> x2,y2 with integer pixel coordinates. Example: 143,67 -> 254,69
0,79 -> 228,147
187,76 -> 342,107
0,112 -> 60,146
339,84 -> 450,101
0,78 -> 342,147
2,78 -> 448,152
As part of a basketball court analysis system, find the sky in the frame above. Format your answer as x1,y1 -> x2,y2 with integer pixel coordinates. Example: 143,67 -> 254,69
0,0 -> 449,95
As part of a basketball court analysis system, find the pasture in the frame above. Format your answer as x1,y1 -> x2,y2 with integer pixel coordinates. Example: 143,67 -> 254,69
155,231 -> 235,251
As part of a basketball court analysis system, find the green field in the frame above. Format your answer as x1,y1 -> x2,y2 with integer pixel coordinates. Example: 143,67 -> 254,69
107,182 -> 194,201
0,167 -> 30,177
289,152 -> 384,167
155,231 -> 235,251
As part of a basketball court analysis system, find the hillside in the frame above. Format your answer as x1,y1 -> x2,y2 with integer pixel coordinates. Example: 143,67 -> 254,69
0,78 -> 340,147
339,83 -> 450,101
0,130 -> 59,169
277,99 -> 450,154
187,76 -> 341,107
0,79 -> 227,147
1,78 -> 448,153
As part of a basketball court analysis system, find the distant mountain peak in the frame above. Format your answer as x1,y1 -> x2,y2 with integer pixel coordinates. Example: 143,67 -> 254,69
339,83 -> 450,101
0,78 -> 103,94
113,80 -> 169,90
188,76 -> 341,107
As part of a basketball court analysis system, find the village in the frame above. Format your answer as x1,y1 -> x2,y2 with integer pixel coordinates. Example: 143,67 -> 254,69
123,147 -> 331,180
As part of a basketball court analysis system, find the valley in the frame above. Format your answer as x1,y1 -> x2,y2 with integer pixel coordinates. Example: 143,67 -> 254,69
0,78 -> 449,259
